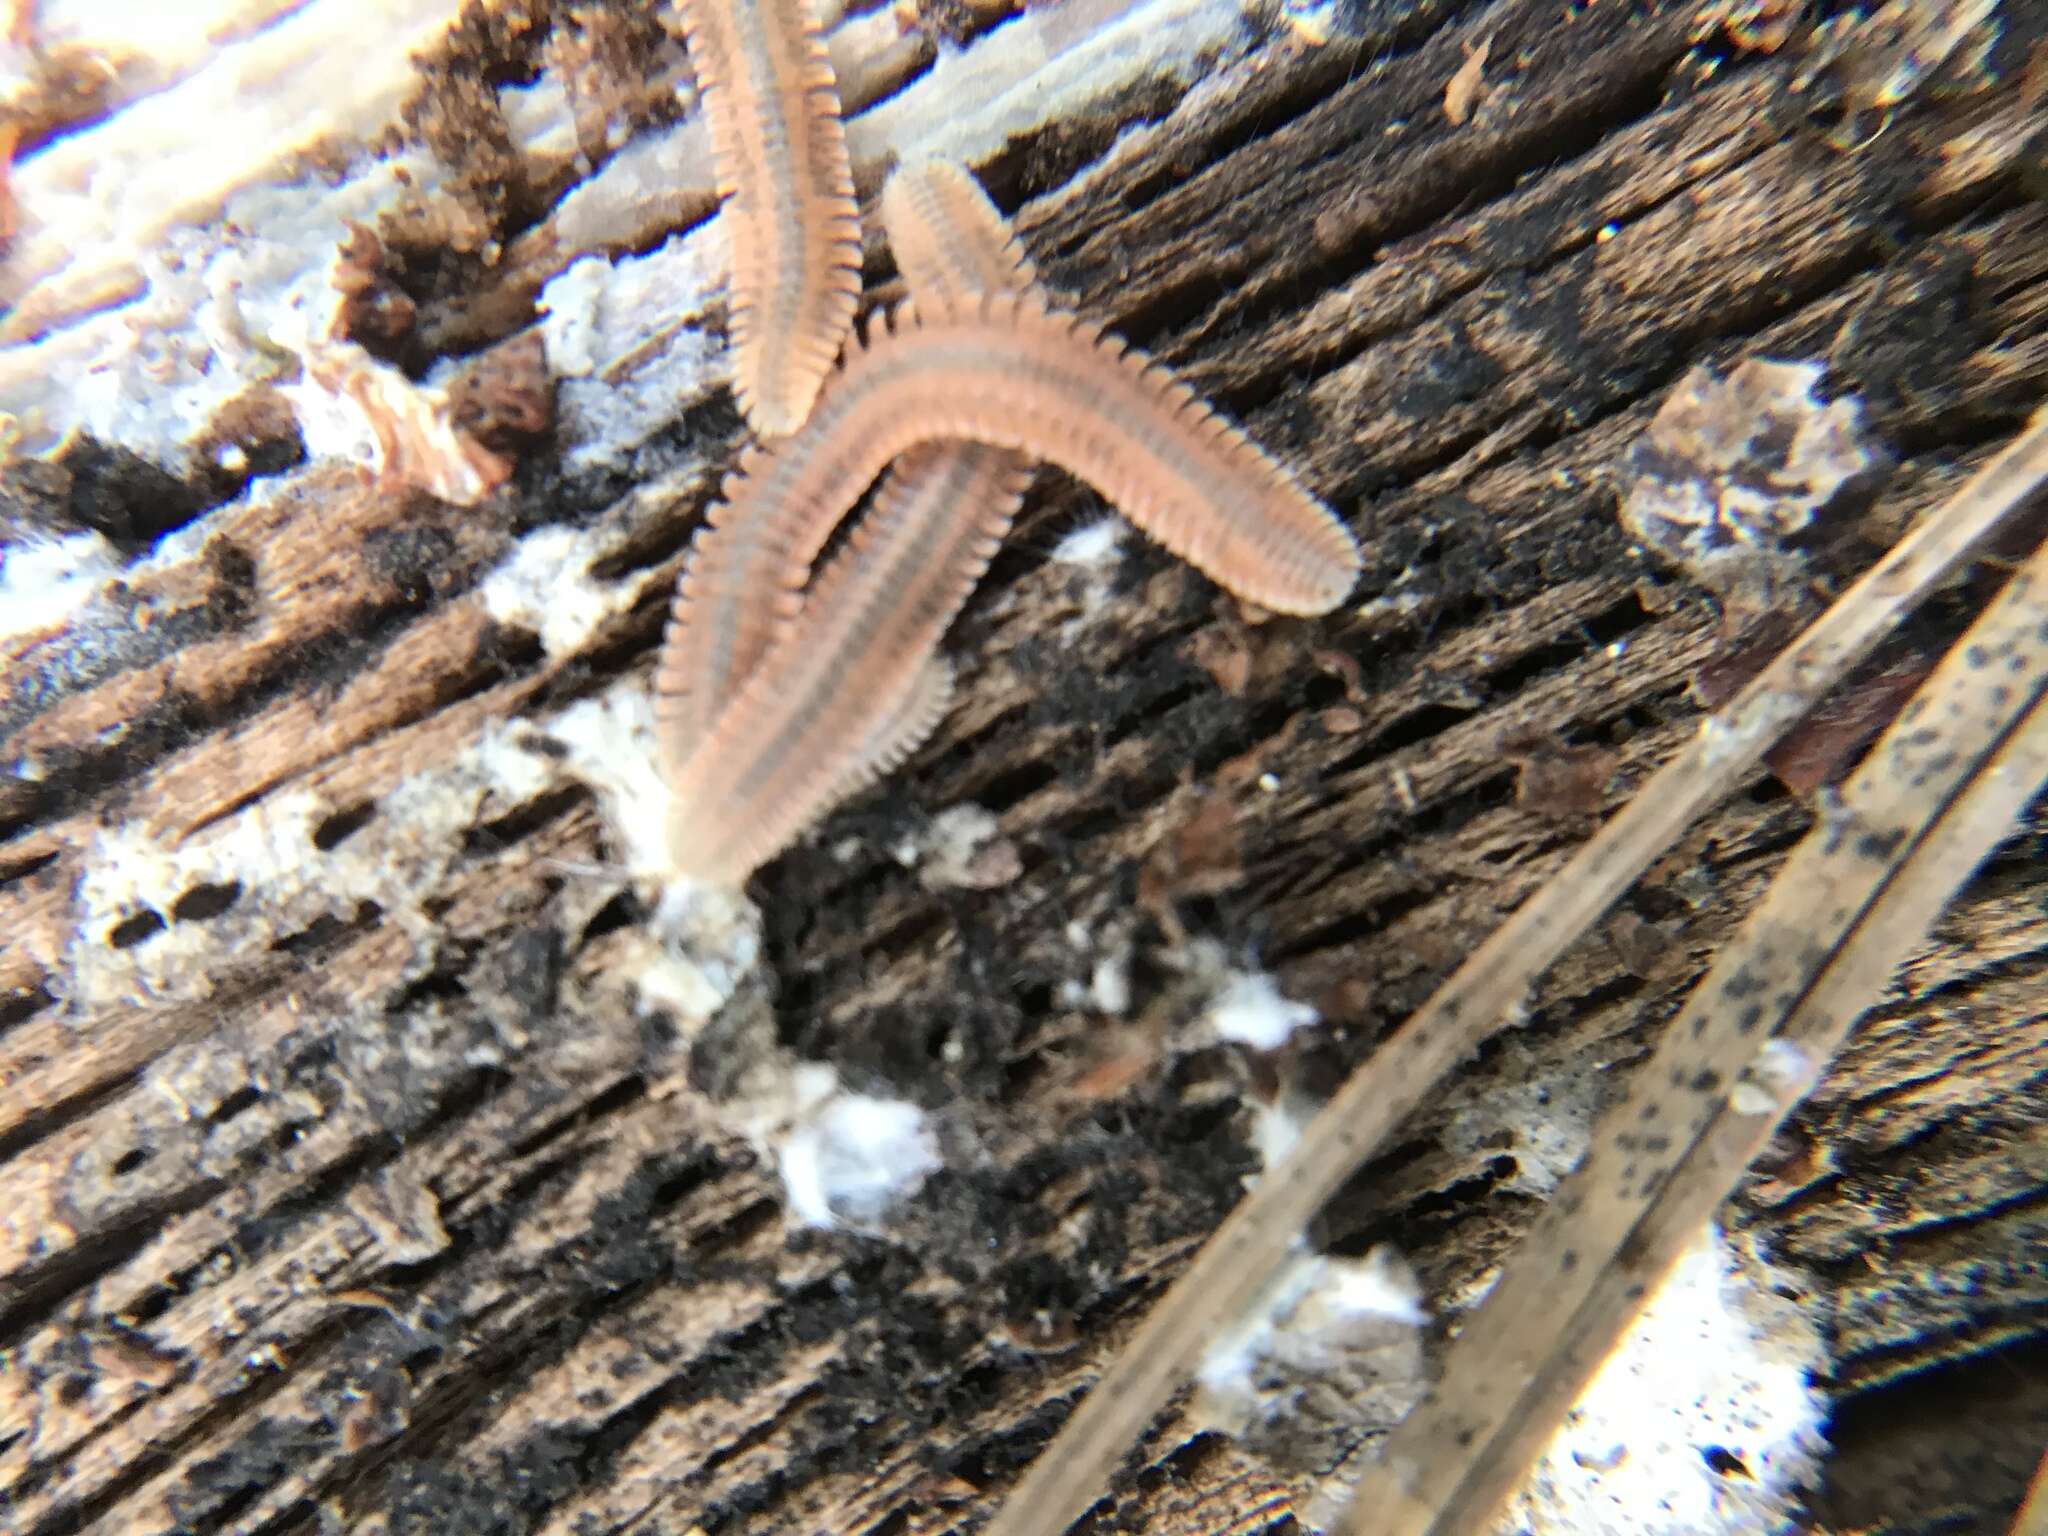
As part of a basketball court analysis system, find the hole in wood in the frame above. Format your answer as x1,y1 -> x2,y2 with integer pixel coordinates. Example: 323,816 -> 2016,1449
108,910 -> 166,949
211,1085 -> 262,1123
312,801 -> 378,850
171,881 -> 242,921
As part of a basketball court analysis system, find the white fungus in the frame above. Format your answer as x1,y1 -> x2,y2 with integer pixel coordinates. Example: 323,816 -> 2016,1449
1244,1092 -> 1315,1183
1050,517 -> 1125,567
1193,1243 -> 1431,1481
1088,949 -> 1133,1016
62,677 -> 757,1025
893,803 -> 1022,890
536,228 -> 731,474
1441,1041 -> 1599,1198
0,531 -> 123,641
1731,1037 -> 1817,1117
775,1063 -> 942,1230
478,523 -> 639,661
1206,968 -> 1320,1051
1,0 -> 469,344
1493,1226 -> 1830,1536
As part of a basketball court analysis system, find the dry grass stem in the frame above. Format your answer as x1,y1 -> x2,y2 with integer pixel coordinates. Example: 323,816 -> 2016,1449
2014,1446 -> 2048,1536
1339,527 -> 2048,1536
986,406 -> 2048,1536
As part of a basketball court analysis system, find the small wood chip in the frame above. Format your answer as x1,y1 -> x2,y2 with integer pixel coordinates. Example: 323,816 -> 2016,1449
1444,36 -> 1491,126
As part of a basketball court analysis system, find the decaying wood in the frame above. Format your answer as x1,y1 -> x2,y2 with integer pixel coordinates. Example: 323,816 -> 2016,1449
2,3 -> 2045,1535
988,393 -> 2048,1536
1339,480 -> 2048,1536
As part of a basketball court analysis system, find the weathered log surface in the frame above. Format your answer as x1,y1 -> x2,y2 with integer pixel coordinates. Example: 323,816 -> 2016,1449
2,2 -> 2046,1534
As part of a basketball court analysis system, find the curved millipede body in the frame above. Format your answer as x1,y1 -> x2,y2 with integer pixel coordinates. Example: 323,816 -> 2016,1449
657,162 -> 1040,775
655,287 -> 1362,798
664,442 -> 1029,884
658,166 -> 1043,882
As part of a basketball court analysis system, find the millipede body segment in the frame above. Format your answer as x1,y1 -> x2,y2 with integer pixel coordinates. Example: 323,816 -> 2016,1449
656,146 -> 1359,885
675,0 -> 862,436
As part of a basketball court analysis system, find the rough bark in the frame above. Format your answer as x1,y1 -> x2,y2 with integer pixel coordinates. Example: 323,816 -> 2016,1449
2,3 -> 2046,1534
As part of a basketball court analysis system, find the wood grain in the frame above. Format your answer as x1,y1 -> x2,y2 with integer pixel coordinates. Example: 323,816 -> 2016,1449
2,2 -> 2044,1533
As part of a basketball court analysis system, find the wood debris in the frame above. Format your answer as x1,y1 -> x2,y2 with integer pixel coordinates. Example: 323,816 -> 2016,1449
3,6 -> 2043,1533
1443,36 -> 1491,127
1618,358 -> 1889,631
